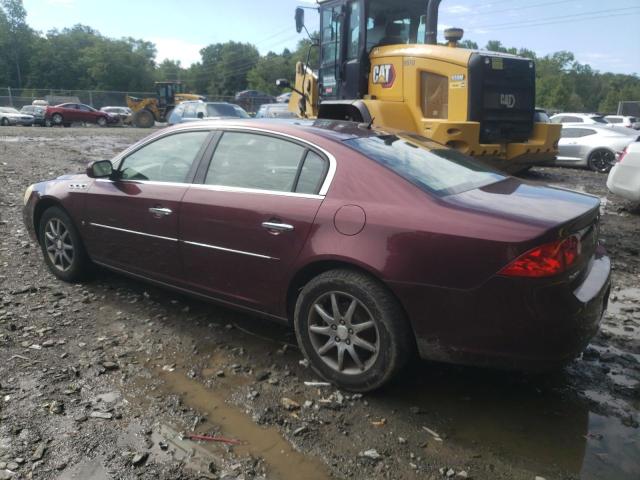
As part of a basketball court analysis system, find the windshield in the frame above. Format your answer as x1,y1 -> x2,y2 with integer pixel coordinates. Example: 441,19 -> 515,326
344,133 -> 505,196
206,104 -> 249,118
366,0 -> 429,49
0,107 -> 20,114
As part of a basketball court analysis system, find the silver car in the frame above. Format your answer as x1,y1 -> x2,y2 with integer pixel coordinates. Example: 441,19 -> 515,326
605,115 -> 640,130
0,107 -> 34,126
556,124 -> 639,173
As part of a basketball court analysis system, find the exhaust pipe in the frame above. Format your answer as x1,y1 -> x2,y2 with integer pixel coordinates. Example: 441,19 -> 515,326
425,0 -> 442,45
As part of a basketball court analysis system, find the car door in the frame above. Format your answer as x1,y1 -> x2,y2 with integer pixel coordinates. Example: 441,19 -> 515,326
179,129 -> 331,314
82,129 -> 214,282
558,128 -> 583,161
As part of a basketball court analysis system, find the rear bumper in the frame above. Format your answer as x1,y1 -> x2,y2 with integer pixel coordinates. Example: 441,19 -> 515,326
607,164 -> 640,202
390,251 -> 611,371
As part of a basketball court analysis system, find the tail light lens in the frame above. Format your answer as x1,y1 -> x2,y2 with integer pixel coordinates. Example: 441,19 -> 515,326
499,235 -> 581,278
618,147 -> 628,163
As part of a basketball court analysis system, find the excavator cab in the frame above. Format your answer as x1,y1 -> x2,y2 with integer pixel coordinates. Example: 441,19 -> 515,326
155,82 -> 185,110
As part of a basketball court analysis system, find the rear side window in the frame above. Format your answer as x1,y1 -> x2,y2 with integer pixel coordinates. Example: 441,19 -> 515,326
607,117 -> 622,124
344,134 -> 504,196
205,132 -> 306,192
296,151 -> 328,194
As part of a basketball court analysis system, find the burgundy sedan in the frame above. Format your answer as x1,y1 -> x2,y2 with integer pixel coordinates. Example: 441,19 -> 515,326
45,103 -> 117,127
23,120 -> 611,391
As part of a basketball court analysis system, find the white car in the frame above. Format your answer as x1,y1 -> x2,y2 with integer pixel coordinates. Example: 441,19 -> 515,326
607,142 -> 640,202
605,115 -> 640,130
550,113 -> 609,125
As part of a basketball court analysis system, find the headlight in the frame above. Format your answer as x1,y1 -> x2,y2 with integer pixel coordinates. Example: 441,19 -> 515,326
23,184 -> 34,206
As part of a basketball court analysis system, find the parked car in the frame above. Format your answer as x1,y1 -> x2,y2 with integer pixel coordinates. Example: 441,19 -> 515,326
605,115 -> 640,130
168,101 -> 250,125
534,108 -> 550,123
556,124 -> 638,173
607,142 -> 640,202
550,113 -> 609,125
44,103 -> 118,127
100,106 -> 133,124
0,107 -> 34,126
276,92 -> 292,103
20,105 -> 47,126
234,90 -> 276,114
255,103 -> 298,119
23,120 -> 611,391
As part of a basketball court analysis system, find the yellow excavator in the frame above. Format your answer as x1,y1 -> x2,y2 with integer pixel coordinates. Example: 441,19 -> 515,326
127,81 -> 204,128
279,0 -> 561,173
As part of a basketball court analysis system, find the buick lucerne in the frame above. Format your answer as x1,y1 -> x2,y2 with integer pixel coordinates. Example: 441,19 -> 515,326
23,120 -> 611,391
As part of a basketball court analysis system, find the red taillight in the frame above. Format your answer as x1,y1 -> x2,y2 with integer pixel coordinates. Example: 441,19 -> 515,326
618,147 -> 628,164
499,235 -> 581,278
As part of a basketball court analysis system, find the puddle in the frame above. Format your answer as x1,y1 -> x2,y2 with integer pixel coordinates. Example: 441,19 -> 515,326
377,365 -> 640,480
147,367 -> 329,480
56,457 -> 109,480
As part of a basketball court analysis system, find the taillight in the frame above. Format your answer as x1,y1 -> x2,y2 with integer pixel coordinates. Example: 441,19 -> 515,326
499,235 -> 581,278
618,147 -> 628,163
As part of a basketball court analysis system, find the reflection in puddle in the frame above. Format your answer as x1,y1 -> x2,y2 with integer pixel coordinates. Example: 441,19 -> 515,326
376,364 -> 640,480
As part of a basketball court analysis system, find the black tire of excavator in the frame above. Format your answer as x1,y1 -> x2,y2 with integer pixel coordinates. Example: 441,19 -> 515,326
163,107 -> 173,124
133,109 -> 155,128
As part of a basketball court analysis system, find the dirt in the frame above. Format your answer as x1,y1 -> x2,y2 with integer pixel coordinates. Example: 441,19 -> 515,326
0,126 -> 639,480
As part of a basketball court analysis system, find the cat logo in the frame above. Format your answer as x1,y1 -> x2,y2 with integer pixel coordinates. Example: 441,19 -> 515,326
500,93 -> 516,109
372,64 -> 396,88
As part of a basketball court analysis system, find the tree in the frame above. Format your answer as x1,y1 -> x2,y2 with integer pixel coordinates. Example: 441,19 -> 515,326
199,41 -> 260,96
1,0 -> 32,88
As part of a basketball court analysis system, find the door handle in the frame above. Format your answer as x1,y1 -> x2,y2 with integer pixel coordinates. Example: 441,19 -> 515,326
261,221 -> 294,233
149,207 -> 173,217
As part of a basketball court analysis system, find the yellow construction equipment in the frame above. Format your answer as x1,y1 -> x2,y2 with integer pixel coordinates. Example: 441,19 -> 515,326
126,81 -> 204,128
281,0 -> 561,173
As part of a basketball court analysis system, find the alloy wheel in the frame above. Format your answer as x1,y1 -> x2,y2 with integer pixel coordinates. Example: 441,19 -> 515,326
308,291 -> 380,375
44,218 -> 74,272
589,149 -> 615,173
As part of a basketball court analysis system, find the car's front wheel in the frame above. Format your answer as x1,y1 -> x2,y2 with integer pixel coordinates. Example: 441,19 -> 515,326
38,207 -> 91,282
0,117 -> 9,126
294,269 -> 414,392
588,148 -> 615,173
51,113 -> 63,126
97,116 -> 107,127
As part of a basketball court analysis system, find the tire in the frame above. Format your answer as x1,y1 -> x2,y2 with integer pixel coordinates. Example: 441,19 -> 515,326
0,117 -> 9,126
51,113 -> 63,125
294,269 -> 414,392
132,109 -> 155,128
38,207 -> 91,282
164,107 -> 173,123
97,116 -> 107,127
588,148 -> 615,173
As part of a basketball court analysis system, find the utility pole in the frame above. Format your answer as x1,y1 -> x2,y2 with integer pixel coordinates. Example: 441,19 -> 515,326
7,86 -> 13,107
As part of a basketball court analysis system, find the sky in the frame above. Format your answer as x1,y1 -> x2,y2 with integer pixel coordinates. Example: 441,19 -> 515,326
21,0 -> 640,75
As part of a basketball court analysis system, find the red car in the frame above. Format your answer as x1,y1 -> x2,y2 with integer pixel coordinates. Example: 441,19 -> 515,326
23,120 -> 611,391
45,103 -> 117,127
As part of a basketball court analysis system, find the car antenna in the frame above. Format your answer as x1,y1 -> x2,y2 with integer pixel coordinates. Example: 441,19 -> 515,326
359,117 -> 375,130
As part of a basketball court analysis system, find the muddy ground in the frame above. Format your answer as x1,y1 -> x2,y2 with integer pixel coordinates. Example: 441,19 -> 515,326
0,126 -> 638,480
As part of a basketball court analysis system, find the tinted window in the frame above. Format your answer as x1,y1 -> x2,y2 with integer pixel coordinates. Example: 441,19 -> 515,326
561,128 -> 580,138
607,117 -> 622,124
206,104 -> 249,118
592,116 -> 607,124
344,134 -> 504,196
119,131 -> 209,183
205,132 -> 305,192
296,151 -> 328,194
564,116 -> 582,123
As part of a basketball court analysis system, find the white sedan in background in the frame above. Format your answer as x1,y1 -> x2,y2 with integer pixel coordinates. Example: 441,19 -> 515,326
607,142 -> 640,202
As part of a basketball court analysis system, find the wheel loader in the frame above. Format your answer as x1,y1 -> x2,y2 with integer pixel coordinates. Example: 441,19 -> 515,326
280,0 -> 561,173
126,81 -> 204,128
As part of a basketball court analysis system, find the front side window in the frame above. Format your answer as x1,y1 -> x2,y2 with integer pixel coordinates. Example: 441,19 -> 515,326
119,131 -> 209,183
421,72 -> 448,119
344,133 -> 504,196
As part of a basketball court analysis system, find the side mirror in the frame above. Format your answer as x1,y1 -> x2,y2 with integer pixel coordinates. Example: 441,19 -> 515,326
86,160 -> 113,179
276,78 -> 291,89
295,7 -> 305,34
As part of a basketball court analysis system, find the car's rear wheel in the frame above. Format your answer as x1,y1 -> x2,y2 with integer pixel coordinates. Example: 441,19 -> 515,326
97,116 -> 107,127
38,207 -> 91,282
588,148 -> 615,173
132,109 -> 155,128
294,269 -> 414,392
51,113 -> 63,126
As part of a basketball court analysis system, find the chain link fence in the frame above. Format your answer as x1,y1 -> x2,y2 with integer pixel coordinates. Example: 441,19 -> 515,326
0,88 -> 278,115
0,87 -> 156,109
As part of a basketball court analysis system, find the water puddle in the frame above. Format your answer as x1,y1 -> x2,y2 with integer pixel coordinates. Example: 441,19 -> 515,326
146,367 -> 329,480
378,365 -> 640,480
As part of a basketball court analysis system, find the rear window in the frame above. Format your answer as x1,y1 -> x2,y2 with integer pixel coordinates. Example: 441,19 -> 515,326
606,117 -> 622,124
206,104 -> 249,118
592,116 -> 607,124
344,134 -> 505,196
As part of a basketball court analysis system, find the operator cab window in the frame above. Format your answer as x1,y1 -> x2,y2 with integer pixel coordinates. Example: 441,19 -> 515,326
366,0 -> 428,50
421,72 -> 448,119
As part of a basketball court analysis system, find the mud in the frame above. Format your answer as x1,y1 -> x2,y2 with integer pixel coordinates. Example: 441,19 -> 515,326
0,126 -> 638,479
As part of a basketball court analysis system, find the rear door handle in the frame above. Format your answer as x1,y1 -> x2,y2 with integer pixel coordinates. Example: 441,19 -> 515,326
149,207 -> 173,217
261,221 -> 294,232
